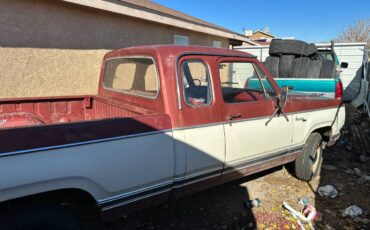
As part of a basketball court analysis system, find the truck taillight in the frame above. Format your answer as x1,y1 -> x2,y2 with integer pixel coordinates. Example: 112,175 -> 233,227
335,80 -> 343,100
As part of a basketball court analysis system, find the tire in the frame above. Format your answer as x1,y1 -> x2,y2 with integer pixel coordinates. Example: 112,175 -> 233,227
306,43 -> 318,56
306,59 -> 322,78
294,133 -> 323,181
1,203 -> 81,230
279,55 -> 295,78
269,39 -> 309,56
319,60 -> 336,78
292,57 -> 310,78
264,56 -> 279,78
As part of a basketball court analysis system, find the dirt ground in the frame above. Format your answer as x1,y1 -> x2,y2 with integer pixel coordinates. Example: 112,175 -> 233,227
84,139 -> 369,230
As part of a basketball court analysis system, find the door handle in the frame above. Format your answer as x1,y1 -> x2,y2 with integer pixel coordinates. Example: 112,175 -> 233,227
295,117 -> 307,122
227,114 -> 242,120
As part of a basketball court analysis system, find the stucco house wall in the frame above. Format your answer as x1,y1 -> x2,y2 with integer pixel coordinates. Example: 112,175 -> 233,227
0,0 -> 230,98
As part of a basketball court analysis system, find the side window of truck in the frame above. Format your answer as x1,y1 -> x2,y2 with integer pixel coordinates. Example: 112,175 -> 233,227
181,60 -> 212,106
103,57 -> 159,98
219,62 -> 277,103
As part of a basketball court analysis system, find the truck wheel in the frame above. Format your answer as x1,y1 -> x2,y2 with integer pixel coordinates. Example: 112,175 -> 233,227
1,203 -> 81,230
294,133 -> 323,181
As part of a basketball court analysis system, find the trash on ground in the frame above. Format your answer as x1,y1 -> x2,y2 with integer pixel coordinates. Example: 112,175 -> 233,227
322,164 -> 336,170
343,205 -> 363,217
354,168 -> 363,177
358,174 -> 370,183
303,205 -> 322,222
244,198 -> 261,208
360,154 -> 370,162
298,197 -> 310,206
345,169 -> 354,174
283,202 -> 315,230
352,168 -> 370,182
317,185 -> 338,198
298,198 -> 323,222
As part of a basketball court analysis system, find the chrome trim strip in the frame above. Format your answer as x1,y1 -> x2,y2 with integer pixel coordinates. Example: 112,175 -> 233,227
98,180 -> 173,205
101,189 -> 172,211
181,172 -> 220,187
173,165 -> 223,182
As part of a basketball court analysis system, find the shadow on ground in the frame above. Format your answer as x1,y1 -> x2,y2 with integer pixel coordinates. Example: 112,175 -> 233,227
90,169 -> 284,230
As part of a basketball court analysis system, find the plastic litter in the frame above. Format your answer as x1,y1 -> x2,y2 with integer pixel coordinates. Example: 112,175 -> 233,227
354,168 -> 362,177
358,174 -> 370,182
360,154 -> 370,162
298,198 -> 323,222
298,197 -> 310,206
317,185 -> 338,198
322,164 -> 336,170
244,198 -> 261,208
352,168 -> 370,182
343,205 -> 363,217
283,202 -> 315,230
303,205 -> 322,222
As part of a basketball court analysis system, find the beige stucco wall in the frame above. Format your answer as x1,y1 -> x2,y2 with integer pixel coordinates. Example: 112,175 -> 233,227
0,0 -> 230,98
0,48 -> 107,97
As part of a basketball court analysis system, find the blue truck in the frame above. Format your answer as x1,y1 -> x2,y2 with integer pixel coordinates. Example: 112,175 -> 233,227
244,40 -> 348,99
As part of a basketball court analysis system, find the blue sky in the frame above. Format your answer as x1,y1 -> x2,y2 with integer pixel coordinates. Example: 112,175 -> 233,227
154,0 -> 370,43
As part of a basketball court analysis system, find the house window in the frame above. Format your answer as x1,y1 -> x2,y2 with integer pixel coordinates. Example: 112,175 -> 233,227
213,41 -> 222,48
174,35 -> 189,45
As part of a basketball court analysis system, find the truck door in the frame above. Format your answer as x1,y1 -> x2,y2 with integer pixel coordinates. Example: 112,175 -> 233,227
173,55 -> 225,194
217,58 -> 294,177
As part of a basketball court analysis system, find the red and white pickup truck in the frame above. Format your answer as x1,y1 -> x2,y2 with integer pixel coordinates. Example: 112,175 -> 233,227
0,45 -> 344,229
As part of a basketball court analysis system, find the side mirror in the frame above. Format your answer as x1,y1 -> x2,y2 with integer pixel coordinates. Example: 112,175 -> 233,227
279,86 -> 289,111
340,62 -> 348,69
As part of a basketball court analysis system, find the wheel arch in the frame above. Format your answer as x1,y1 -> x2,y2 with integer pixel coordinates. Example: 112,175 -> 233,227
311,126 -> 332,142
0,188 -> 98,209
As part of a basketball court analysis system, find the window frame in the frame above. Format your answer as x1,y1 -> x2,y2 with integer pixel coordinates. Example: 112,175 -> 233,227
213,40 -> 222,48
218,60 -> 277,104
180,59 -> 214,108
174,35 -> 190,45
102,56 -> 160,99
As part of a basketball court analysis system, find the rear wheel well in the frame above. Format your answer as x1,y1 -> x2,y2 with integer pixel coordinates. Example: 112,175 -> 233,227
0,189 -> 99,220
312,126 -> 331,142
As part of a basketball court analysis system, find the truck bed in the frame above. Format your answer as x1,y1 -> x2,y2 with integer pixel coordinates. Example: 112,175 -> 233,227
0,95 -> 158,129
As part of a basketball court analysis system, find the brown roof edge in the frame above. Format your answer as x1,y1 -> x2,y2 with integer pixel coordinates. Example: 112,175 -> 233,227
119,0 -> 235,34
61,0 -> 250,42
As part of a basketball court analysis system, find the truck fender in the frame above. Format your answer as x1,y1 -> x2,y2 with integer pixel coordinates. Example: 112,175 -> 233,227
0,177 -> 106,205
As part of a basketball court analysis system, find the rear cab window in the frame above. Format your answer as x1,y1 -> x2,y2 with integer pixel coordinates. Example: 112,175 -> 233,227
103,57 -> 159,98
